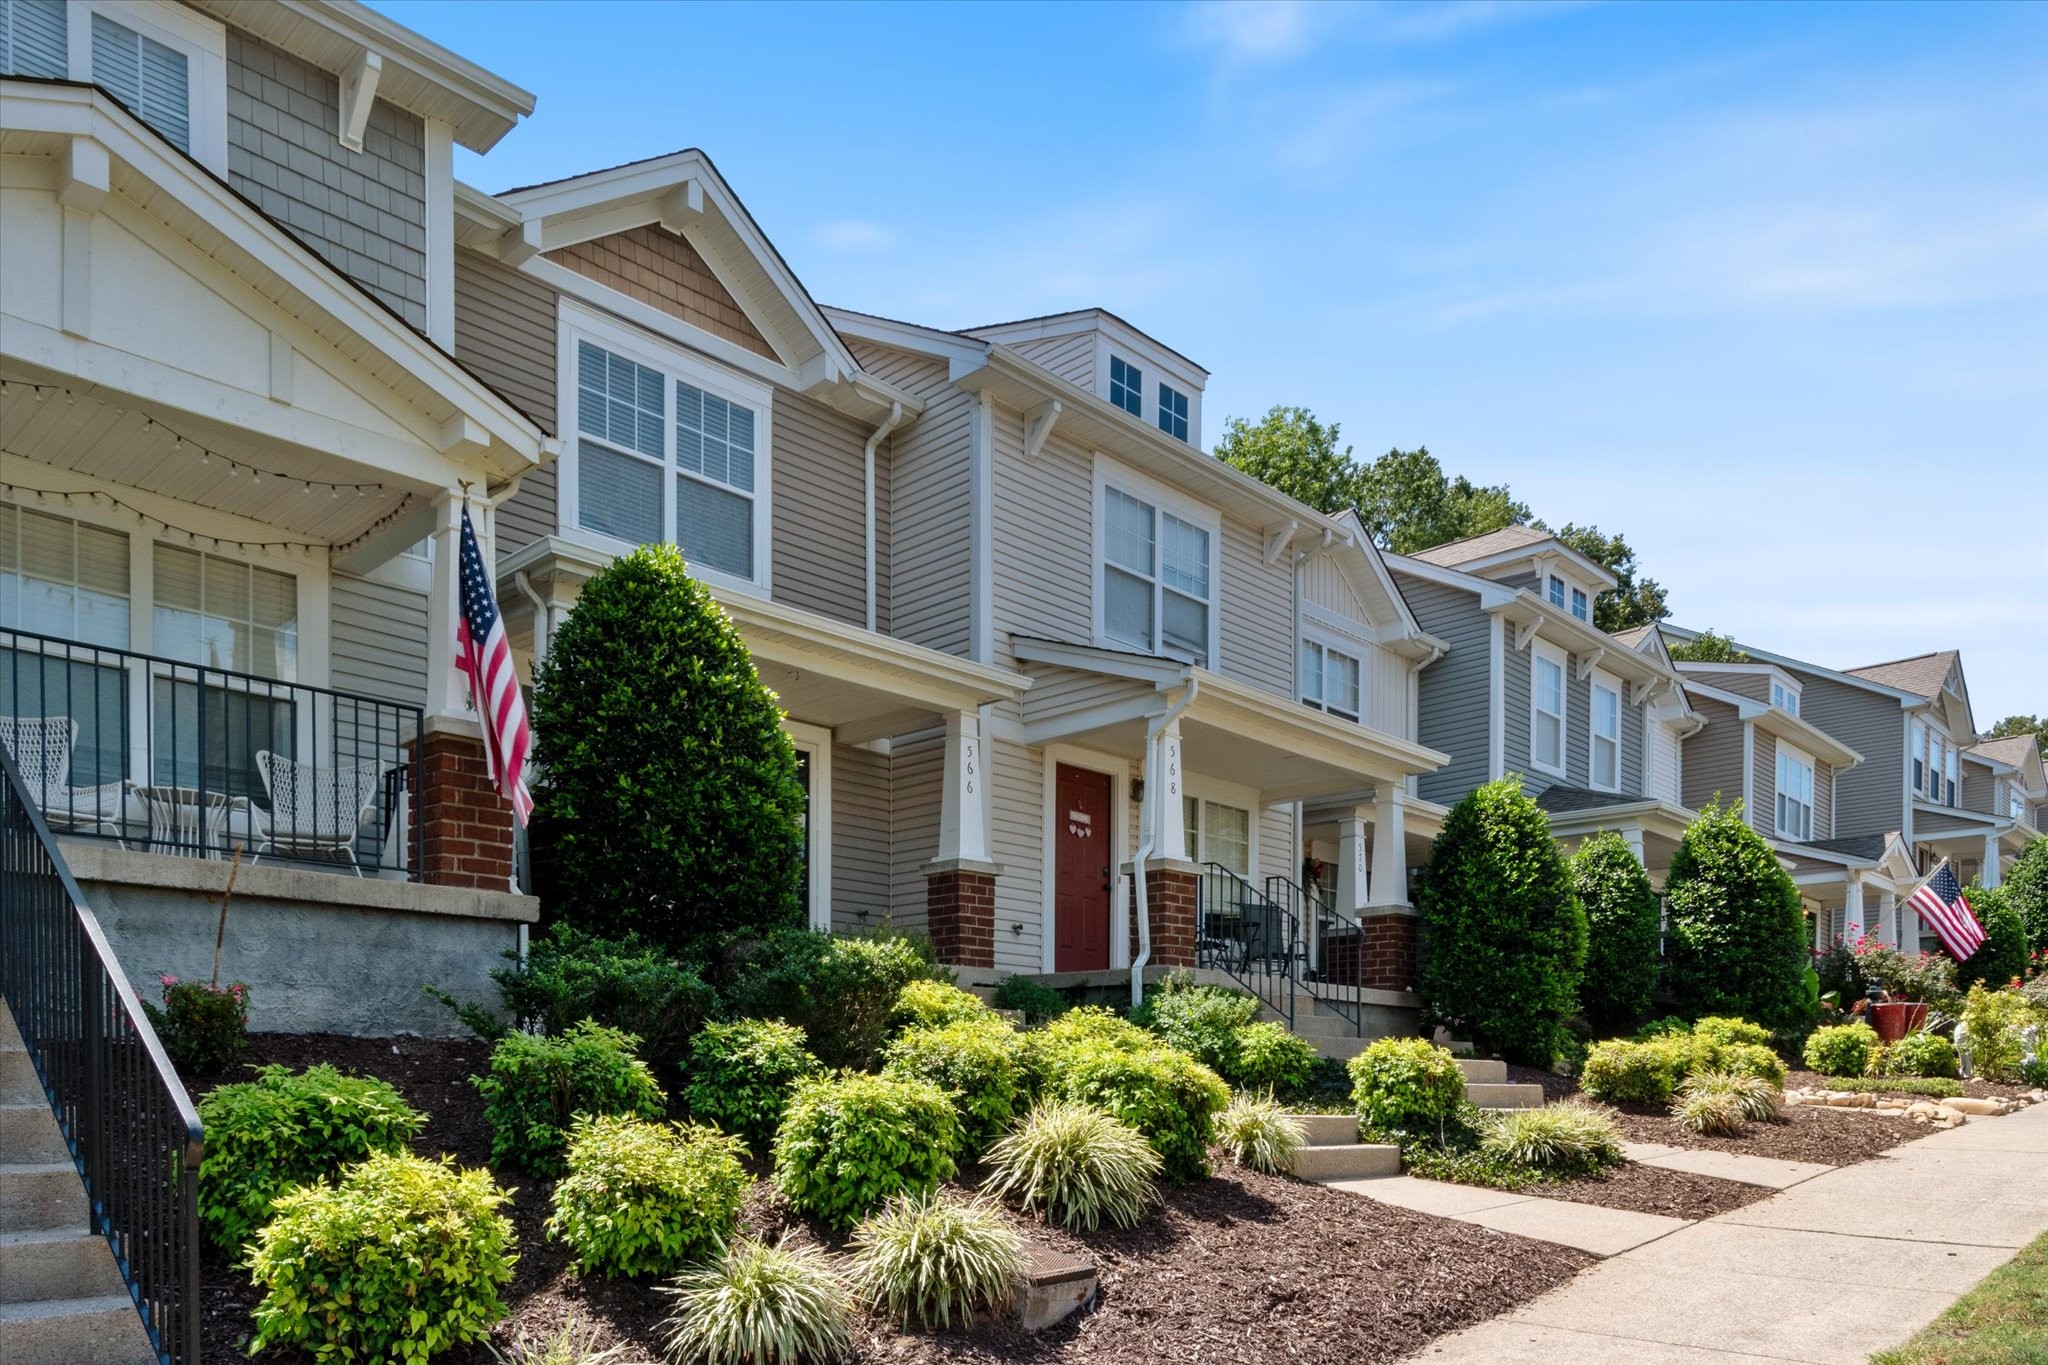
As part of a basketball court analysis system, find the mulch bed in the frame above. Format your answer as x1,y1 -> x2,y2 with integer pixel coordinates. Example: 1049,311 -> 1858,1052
1544,1162 -> 1773,1220
1782,1068 -> 2038,1103
181,1034 -> 1592,1365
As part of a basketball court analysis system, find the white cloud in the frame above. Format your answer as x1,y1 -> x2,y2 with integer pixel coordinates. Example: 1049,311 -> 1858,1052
1183,0 -> 1318,62
813,219 -> 897,253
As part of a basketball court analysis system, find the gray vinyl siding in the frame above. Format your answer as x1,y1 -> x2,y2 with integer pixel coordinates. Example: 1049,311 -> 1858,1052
1556,662 -> 1590,796
453,249 -> 560,552
853,342 -> 971,657
1815,759 -> 1834,839
1754,734 -> 1777,836
1397,573 -> 1492,807
1961,763 -> 1995,815
1689,669 -> 1770,702
772,390 -> 875,628
1009,333 -> 1096,388
830,742 -> 891,933
991,739 -> 1045,974
330,570 -> 428,706
1219,515 -> 1293,699
992,421 -> 1092,676
1793,674 -> 1907,837
1502,638 -> 1530,789
1260,803 -> 1297,885
887,731 -> 943,927
1622,690 -> 1645,794
225,32 -> 427,329
1682,697 -> 1746,815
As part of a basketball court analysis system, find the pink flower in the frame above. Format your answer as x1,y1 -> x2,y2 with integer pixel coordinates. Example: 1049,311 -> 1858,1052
160,974 -> 177,986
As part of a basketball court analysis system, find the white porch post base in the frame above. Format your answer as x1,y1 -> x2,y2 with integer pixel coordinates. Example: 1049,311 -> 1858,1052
1335,811 -> 1368,915
1843,875 -> 1865,944
934,709 -> 991,866
1369,783 -> 1409,908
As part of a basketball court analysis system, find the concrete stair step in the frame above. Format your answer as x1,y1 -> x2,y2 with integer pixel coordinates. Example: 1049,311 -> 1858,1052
1457,1058 -> 1508,1084
1290,1141 -> 1402,1181
0,1162 -> 90,1230
1465,1081 -> 1545,1110
0,1104 -> 71,1164
0,1046 -> 42,1107
1292,1113 -> 1359,1146
0,1294 -> 157,1365
0,1229 -> 126,1304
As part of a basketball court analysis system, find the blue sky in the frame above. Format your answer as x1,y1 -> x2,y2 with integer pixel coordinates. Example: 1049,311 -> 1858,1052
379,0 -> 2046,724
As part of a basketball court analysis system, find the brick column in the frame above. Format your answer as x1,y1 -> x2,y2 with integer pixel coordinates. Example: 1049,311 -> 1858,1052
925,859 -> 998,968
414,721 -> 515,890
1143,863 -> 1199,969
1356,910 -> 1418,992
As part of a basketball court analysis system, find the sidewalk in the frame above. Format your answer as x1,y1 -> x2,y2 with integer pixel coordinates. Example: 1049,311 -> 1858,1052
1401,1101 -> 2048,1364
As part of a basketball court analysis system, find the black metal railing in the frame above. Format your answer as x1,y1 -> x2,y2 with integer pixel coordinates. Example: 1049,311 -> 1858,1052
1195,863 -> 1299,1028
1,625 -> 423,878
1277,876 -> 1372,1036
1,739 -> 204,1365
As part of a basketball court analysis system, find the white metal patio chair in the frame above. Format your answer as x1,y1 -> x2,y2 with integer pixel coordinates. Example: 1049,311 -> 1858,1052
0,715 -> 130,839
251,751 -> 385,874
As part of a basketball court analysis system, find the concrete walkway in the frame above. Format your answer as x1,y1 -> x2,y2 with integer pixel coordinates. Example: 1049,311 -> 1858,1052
1402,1102 -> 2048,1364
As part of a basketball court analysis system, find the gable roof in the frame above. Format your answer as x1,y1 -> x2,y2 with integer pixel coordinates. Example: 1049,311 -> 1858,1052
961,308 -> 1209,377
1408,524 -> 1552,566
1968,734 -> 2042,769
1610,623 -> 1659,648
1845,651 -> 1959,700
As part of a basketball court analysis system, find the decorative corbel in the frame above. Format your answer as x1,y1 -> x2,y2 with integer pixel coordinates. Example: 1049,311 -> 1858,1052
1022,400 -> 1062,460
659,180 -> 705,234
1513,617 -> 1541,652
339,50 -> 384,153
1264,520 -> 1300,566
1576,646 -> 1607,681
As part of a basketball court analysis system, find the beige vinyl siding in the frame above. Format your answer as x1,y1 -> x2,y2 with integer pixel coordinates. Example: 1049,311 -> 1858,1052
991,739 -> 1045,974
1687,669 -> 1770,702
1259,803 -> 1297,885
1815,759 -> 1835,839
1961,763 -> 1995,815
547,226 -> 776,360
830,742 -> 891,933
887,731 -> 943,926
1682,697 -> 1745,814
453,249 -> 560,551
992,420 -> 1092,676
1017,665 -> 1148,737
1755,734 -> 1779,836
771,389 -> 874,627
1218,516 -> 1292,698
1794,674 -> 1907,837
330,570 -> 427,706
1399,573 -> 1492,807
852,342 -> 972,657
1008,333 -> 1097,388
1649,716 -> 1685,806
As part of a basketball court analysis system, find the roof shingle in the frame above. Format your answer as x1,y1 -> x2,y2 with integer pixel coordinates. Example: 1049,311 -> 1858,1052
1408,524 -> 1553,567
1844,651 -> 1958,699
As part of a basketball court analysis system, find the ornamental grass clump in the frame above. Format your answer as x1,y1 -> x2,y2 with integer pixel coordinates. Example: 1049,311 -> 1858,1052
773,1073 -> 961,1231
1674,1088 -> 1747,1135
475,1020 -> 666,1177
682,1018 -> 824,1154
545,1115 -> 748,1278
196,1063 -> 425,1256
661,1237 -> 851,1365
847,1192 -> 1026,1331
248,1152 -> 515,1365
1346,1036 -> 1467,1134
1217,1092 -> 1308,1175
1802,1021 -> 1880,1079
981,1100 -> 1160,1232
1479,1101 -> 1624,1176
892,978 -> 996,1032
487,1315 -> 643,1365
881,1018 -> 1024,1156
1677,1070 -> 1781,1123
1036,1035 -> 1231,1181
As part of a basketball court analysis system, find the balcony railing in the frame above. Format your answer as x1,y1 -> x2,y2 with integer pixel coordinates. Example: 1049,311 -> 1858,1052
1,625 -> 424,879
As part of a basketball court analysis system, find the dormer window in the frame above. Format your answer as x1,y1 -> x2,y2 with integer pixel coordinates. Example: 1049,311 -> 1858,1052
1301,638 -> 1362,723
1109,356 -> 1144,418
1548,575 -> 1565,608
1771,679 -> 1800,716
1158,383 -> 1189,442
1571,587 -> 1589,622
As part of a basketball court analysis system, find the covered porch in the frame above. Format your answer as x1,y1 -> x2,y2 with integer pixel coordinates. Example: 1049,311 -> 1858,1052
1538,790 -> 1698,885
1913,801 -> 2017,892
1784,833 -> 1919,952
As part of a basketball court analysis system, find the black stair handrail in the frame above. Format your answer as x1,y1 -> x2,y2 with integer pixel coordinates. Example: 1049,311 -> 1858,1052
1195,862 -> 1299,1028
1278,875 -> 1370,1037
0,740 -> 203,1365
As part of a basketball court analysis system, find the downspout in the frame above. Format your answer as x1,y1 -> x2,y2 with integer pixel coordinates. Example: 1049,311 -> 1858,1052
512,570 -> 550,662
863,401 -> 905,632
1131,677 -> 1201,1009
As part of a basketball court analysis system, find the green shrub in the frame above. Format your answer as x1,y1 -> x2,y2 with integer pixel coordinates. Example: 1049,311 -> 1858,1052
1134,971 -> 1260,1072
196,1063 -> 424,1255
1035,1037 -> 1231,1182
981,1101 -> 1160,1231
1347,1037 -> 1467,1133
1674,1088 -> 1746,1135
1714,1042 -> 1787,1087
772,1073 -> 961,1231
726,928 -> 944,1070
1228,1021 -> 1320,1096
1679,1070 -> 1780,1121
144,975 -> 249,1074
661,1237 -> 851,1365
531,543 -> 806,955
2007,838 -> 2048,955
1882,1031 -> 1960,1079
1958,884 -> 2033,994
1802,1021 -> 1880,1078
1663,800 -> 1811,1030
1571,832 -> 1662,1036
1580,1040 -> 1678,1106
1961,984 -> 2044,1082
475,1021 -> 666,1177
248,1152 -> 515,1364
892,979 -> 995,1032
545,1115 -> 748,1278
682,1019 -> 823,1154
1693,1016 -> 1775,1049
1634,1016 -> 1693,1040
1416,778 -> 1588,1066
1217,1092 -> 1308,1175
1815,940 -> 1961,1015
990,974 -> 1070,1024
1479,1102 -> 1623,1175
1808,1075 -> 1964,1098
846,1192 -> 1025,1330
881,1020 -> 1024,1156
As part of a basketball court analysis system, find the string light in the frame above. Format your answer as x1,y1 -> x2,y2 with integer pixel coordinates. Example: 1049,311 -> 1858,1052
0,472 -> 419,561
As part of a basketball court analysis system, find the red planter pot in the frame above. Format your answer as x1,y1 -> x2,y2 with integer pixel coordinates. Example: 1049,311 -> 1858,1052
1870,1001 -> 1928,1044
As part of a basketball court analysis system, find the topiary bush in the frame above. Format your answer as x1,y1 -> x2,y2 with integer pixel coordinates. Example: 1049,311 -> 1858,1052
726,928 -> 945,1071
1571,832 -> 1662,1037
1958,884 -> 2032,994
1579,1040 -> 1679,1106
682,1019 -> 824,1154
981,1101 -> 1160,1232
1663,800 -> 1811,1031
1802,1021 -> 1880,1078
846,1192 -> 1025,1331
196,1063 -> 425,1256
773,1073 -> 961,1231
661,1237 -> 851,1365
893,979 -> 995,1033
1693,1016 -> 1775,1049
1227,1020 -> 1320,1097
1031,1034 -> 1231,1182
545,1115 -> 748,1278
475,1020 -> 667,1177
531,543 -> 806,955
990,974 -> 1070,1024
1478,1102 -> 1623,1175
1346,1037 -> 1467,1133
1133,971 -> 1260,1073
1217,1092 -> 1308,1175
1415,778 -> 1588,1066
1882,1030 -> 1960,1079
882,1019 -> 1024,1156
248,1152 -> 515,1364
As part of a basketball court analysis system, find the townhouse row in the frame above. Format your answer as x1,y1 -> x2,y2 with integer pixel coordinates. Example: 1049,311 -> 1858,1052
1,2 -> 2038,1034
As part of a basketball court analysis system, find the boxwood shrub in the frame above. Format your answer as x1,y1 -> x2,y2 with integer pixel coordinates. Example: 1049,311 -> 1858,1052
773,1073 -> 962,1231
1802,1021 -> 1880,1078
1579,1040 -> 1679,1106
1882,1030 -> 1960,1079
1227,1020 -> 1320,1097
1693,1016 -> 1776,1049
893,979 -> 995,1032
196,1063 -> 424,1256
1037,1041 -> 1231,1183
545,1115 -> 749,1277
1134,973 -> 1260,1074
457,926 -> 716,1072
474,1020 -> 666,1177
989,974 -> 1071,1024
1347,1037 -> 1467,1133
683,1018 -> 824,1154
726,928 -> 945,1070
881,1019 -> 1024,1156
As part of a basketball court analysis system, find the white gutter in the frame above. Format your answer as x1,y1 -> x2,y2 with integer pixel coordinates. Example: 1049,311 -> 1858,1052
863,401 -> 905,632
1131,677 -> 1200,1009
512,570 -> 550,663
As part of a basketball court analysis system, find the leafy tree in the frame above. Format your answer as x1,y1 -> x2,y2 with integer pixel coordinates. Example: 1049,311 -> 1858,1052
2004,838 -> 2048,955
1545,524 -> 1669,632
1662,800 -> 1811,1031
1668,629 -> 1749,664
1957,882 -> 2030,991
1571,831 -> 1662,1036
1357,446 -> 1530,555
1213,406 -> 1357,514
1982,714 -> 2047,759
531,544 -> 806,954
1415,777 -> 1588,1066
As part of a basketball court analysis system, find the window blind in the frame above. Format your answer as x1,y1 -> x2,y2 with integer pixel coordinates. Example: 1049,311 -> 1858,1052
578,440 -> 663,547
676,476 -> 751,578
0,0 -> 66,79
91,13 -> 190,152
0,505 -> 130,648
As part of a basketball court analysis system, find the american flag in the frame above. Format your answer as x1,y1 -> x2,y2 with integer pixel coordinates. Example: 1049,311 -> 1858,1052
1909,861 -> 1984,961
456,510 -> 533,825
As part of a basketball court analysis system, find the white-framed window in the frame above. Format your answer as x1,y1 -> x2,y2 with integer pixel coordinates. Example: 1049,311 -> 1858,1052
1771,679 -> 1800,715
152,544 -> 298,680
1183,794 -> 1251,877
1589,669 -> 1621,791
0,504 -> 131,648
1095,464 -> 1216,667
1158,383 -> 1189,442
2011,790 -> 2026,824
1109,355 -> 1143,417
1570,586 -> 1589,622
1300,637 -> 1362,722
1530,639 -> 1567,776
1911,719 -> 1957,806
1776,742 -> 1815,842
1,0 -> 66,78
559,302 -> 773,593
1547,574 -> 1565,609
3,1 -> 228,172
784,719 -> 833,931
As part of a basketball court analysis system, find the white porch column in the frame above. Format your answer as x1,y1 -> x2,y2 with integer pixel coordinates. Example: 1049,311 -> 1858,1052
1147,717 -> 1189,863
1621,823 -> 1647,866
933,708 -> 992,865
1335,810 -> 1369,914
1877,891 -> 1898,947
1982,833 -> 2003,889
422,489 -> 472,723
1369,781 -> 1409,907
1843,874 -> 1865,943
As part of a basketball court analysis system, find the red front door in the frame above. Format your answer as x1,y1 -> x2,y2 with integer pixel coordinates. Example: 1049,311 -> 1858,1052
1054,764 -> 1113,972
